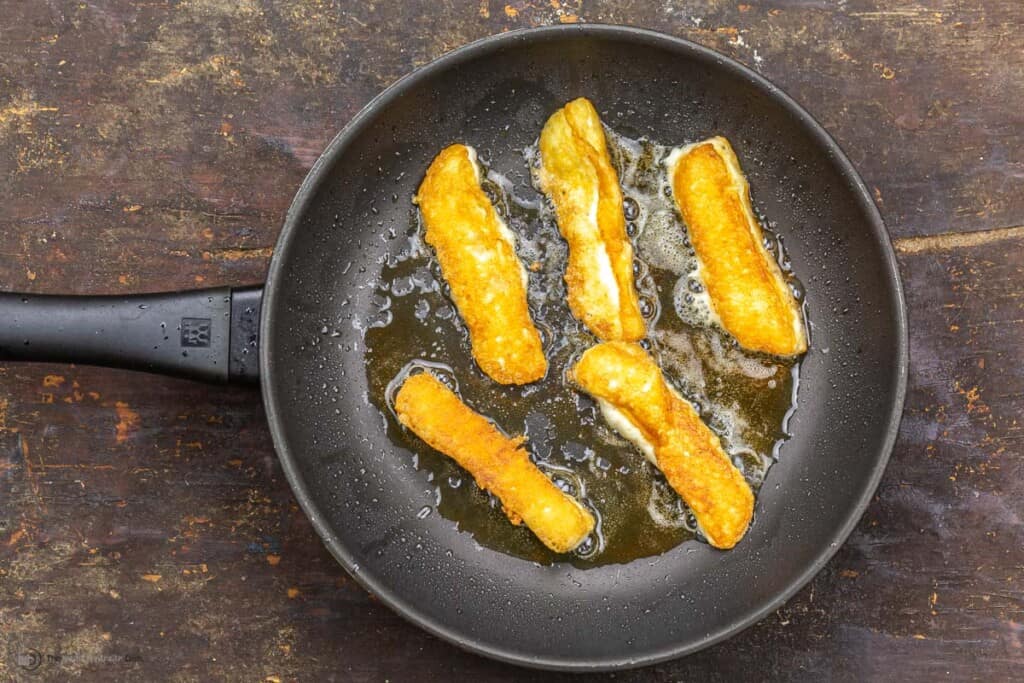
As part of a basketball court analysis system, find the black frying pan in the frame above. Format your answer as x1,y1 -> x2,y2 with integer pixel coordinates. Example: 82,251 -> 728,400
0,25 -> 907,670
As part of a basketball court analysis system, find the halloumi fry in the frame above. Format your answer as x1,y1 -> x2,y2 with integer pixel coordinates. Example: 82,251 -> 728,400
394,372 -> 595,553
415,144 -> 547,384
666,137 -> 806,356
569,342 -> 753,549
537,98 -> 646,342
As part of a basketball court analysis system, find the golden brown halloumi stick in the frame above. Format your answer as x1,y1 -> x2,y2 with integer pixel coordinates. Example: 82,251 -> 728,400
394,372 -> 595,553
537,98 -> 646,342
666,137 -> 806,356
569,342 -> 753,549
415,144 -> 547,384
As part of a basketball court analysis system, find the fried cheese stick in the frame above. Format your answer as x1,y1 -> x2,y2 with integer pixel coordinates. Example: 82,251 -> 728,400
537,98 -> 646,342
394,372 -> 595,553
569,342 -> 753,549
415,144 -> 547,384
666,137 -> 806,356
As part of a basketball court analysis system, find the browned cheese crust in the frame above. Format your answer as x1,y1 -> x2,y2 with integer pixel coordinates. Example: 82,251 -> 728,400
569,342 -> 754,549
667,137 -> 807,357
537,98 -> 646,342
394,372 -> 595,553
415,144 -> 547,384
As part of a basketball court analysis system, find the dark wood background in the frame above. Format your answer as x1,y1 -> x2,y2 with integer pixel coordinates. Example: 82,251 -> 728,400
1,1 -> 1021,680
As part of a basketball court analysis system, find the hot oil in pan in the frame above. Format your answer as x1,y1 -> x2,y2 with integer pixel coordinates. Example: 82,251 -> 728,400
364,126 -> 804,567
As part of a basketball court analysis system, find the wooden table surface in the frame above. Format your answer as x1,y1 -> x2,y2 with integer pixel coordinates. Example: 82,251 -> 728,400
1,1 -> 1021,680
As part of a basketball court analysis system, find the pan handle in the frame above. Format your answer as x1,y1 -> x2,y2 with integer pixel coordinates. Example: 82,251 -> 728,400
0,286 -> 262,384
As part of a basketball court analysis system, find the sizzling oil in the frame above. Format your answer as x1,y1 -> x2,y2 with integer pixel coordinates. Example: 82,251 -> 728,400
364,127 -> 804,567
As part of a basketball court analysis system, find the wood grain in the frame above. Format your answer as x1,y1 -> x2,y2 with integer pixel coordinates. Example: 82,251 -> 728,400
1,1 -> 1021,680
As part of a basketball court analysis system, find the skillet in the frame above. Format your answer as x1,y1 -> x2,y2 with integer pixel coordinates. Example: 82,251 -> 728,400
0,25 -> 907,670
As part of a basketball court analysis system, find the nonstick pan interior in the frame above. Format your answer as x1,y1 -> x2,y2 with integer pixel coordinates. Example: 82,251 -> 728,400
260,26 -> 907,670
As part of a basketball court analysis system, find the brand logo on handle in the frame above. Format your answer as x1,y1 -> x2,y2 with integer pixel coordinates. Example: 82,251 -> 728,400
181,318 -> 211,347
16,649 -> 42,671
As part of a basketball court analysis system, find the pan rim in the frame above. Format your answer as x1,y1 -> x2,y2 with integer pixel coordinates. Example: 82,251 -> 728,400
260,23 -> 909,672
